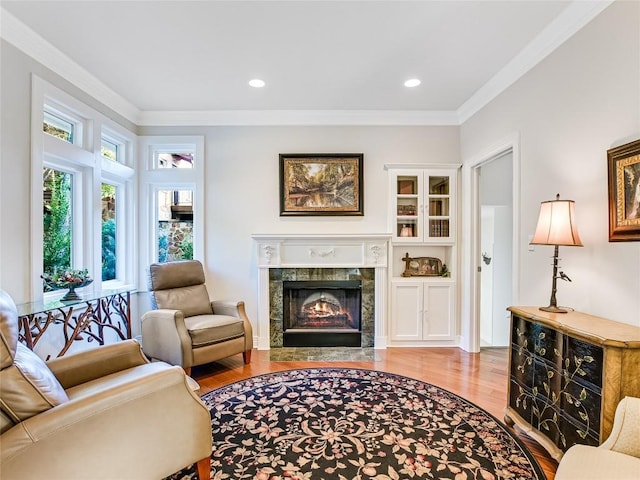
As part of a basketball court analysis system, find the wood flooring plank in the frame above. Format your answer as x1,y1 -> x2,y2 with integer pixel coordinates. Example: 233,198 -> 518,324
192,347 -> 558,480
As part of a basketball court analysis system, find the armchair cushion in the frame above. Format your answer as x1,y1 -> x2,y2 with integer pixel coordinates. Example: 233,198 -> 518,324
185,314 -> 245,347
0,343 -> 68,423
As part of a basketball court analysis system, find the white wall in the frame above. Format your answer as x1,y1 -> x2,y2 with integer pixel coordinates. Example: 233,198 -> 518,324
461,0 -> 640,326
137,125 -> 461,324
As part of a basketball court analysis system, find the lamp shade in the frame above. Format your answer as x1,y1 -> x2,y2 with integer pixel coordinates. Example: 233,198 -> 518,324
530,194 -> 583,247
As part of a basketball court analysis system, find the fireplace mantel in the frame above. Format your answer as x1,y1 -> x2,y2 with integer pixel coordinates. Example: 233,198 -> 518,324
252,234 -> 391,350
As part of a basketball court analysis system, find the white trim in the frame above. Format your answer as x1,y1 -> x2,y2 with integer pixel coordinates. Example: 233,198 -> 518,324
2,2 -> 612,127
458,0 -> 614,123
460,133 -> 521,353
136,110 -> 460,127
1,9 -> 139,123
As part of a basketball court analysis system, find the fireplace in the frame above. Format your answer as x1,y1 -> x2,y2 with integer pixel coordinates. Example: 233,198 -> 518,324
283,280 -> 362,347
252,233 -> 391,350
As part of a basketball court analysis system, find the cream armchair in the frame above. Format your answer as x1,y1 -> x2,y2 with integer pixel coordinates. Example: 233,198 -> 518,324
0,289 -> 212,480
555,396 -> 640,480
142,259 -> 253,374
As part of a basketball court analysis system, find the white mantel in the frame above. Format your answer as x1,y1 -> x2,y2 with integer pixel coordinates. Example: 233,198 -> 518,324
252,233 -> 391,350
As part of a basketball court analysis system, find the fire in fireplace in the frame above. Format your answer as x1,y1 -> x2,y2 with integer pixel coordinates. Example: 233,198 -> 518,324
283,280 -> 362,347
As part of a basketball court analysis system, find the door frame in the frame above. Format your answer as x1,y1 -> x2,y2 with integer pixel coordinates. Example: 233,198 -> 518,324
460,133 -> 521,352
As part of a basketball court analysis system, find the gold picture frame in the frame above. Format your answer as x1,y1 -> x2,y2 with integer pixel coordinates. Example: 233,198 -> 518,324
607,139 -> 640,241
279,153 -> 364,216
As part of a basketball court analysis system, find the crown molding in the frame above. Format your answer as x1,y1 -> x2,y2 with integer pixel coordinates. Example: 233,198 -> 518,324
0,8 -> 140,123
2,1 -> 613,128
135,109 -> 460,126
457,0 -> 614,123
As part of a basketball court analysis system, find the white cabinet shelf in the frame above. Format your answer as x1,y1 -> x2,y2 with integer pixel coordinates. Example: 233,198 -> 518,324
385,163 -> 461,347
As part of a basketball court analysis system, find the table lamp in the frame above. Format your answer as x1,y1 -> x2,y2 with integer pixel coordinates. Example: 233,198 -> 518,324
530,194 -> 583,313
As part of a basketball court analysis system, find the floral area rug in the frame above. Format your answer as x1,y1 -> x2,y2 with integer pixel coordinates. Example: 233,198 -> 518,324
168,368 -> 544,480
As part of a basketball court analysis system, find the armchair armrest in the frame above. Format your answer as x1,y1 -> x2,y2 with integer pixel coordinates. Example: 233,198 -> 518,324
211,299 -> 247,317
1,363 -> 211,479
211,300 -> 253,350
47,340 -> 148,389
600,396 -> 640,458
141,309 -> 192,367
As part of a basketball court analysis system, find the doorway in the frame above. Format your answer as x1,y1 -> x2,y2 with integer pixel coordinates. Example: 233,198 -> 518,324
477,151 -> 513,347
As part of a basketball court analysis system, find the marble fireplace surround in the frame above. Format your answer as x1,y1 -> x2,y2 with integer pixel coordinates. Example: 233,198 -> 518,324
252,234 -> 391,350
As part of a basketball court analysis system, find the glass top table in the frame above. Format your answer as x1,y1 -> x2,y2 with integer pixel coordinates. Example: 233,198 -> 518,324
17,287 -> 134,359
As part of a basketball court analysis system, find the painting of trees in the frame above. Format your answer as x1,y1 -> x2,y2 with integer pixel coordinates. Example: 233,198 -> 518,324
280,154 -> 363,216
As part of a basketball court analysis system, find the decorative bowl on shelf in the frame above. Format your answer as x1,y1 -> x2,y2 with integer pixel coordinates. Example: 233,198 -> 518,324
42,269 -> 93,301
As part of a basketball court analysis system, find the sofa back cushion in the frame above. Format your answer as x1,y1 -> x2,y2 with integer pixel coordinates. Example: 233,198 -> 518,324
0,343 -> 69,423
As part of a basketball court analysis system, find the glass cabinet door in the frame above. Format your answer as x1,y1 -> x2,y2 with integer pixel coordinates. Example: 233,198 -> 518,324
426,175 -> 451,240
394,174 -> 421,241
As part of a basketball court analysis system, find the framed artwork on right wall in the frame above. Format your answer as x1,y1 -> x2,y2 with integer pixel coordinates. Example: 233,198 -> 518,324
608,139 -> 640,242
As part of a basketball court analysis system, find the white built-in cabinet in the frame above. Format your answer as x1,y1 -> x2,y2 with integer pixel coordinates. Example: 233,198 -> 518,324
385,164 -> 461,346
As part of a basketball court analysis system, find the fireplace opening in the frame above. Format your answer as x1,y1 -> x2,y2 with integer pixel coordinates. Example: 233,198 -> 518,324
283,280 -> 362,347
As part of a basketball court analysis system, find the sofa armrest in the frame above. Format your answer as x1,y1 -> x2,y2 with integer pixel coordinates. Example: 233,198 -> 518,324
1,363 -> 211,479
141,309 -> 192,367
599,396 -> 640,458
211,300 -> 253,350
47,340 -> 148,389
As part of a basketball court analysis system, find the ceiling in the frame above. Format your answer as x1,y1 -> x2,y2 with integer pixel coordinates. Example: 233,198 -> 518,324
1,1 -> 611,124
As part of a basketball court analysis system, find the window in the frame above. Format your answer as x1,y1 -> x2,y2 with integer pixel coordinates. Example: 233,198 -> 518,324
101,183 -> 117,280
42,167 -> 73,277
101,139 -> 118,162
31,77 -> 136,299
157,152 -> 194,169
43,111 -> 74,143
139,136 -> 204,281
157,189 -> 193,262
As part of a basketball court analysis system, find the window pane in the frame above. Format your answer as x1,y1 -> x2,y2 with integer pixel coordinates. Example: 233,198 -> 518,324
158,189 -> 193,262
102,183 -> 117,281
156,153 -> 194,169
43,168 -> 72,281
101,138 -> 119,162
43,111 -> 74,143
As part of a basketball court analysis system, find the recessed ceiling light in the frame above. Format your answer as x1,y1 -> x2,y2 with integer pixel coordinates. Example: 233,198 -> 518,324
249,78 -> 266,88
404,78 -> 421,88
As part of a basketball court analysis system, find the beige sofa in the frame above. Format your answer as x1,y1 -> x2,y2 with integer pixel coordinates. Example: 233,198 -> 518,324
0,289 -> 212,479
555,396 -> 640,480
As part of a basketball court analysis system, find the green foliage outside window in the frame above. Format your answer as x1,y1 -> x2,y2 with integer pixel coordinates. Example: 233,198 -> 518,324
102,219 -> 116,281
101,184 -> 117,281
43,168 -> 72,277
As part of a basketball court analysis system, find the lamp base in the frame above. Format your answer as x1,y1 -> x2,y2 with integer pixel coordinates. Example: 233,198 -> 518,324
539,305 -> 569,314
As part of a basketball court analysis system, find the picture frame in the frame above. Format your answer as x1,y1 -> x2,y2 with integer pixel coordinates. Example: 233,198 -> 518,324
279,153 -> 364,216
607,139 -> 640,242
401,254 -> 443,277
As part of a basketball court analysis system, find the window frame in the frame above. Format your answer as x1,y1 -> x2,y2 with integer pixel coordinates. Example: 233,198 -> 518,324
138,136 -> 205,289
31,76 -> 136,300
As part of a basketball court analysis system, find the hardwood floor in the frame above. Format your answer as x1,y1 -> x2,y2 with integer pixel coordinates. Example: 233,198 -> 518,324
192,347 -> 558,480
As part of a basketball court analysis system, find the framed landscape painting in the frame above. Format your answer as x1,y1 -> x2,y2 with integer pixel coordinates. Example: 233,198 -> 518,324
279,153 -> 364,216
608,139 -> 640,241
